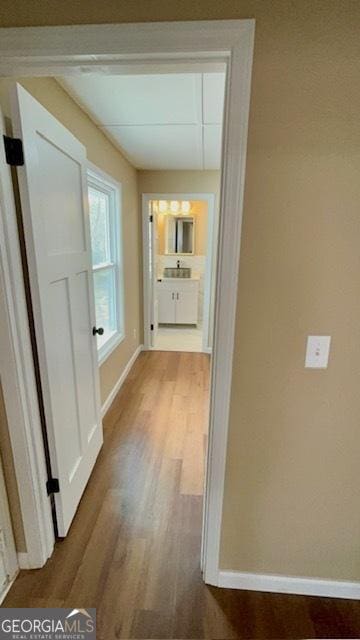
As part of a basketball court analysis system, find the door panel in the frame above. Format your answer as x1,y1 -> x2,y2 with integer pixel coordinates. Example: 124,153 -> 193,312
11,83 -> 103,536
72,271 -> 100,442
175,290 -> 198,324
47,278 -> 82,477
158,286 -> 176,323
35,135 -> 86,255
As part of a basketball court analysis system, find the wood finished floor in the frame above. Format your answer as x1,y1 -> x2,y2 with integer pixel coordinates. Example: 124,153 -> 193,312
4,351 -> 360,638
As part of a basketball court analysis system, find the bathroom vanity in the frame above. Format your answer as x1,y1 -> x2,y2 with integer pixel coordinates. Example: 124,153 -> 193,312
157,277 -> 199,325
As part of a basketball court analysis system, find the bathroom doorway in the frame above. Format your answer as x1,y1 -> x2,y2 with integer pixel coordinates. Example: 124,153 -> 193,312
143,192 -> 217,353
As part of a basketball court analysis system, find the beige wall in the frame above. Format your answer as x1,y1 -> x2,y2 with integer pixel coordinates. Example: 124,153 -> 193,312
138,5 -> 360,582
139,171 -> 220,204
0,78 -> 142,404
1,1 -> 360,582
220,6 -> 360,582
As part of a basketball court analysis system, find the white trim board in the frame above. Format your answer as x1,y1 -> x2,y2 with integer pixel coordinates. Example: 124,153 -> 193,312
0,573 -> 19,606
17,553 -> 31,570
101,345 -> 143,417
142,192 -> 216,354
218,571 -> 360,601
0,455 -> 18,580
87,161 -> 125,366
0,20 -> 255,582
201,27 -> 254,584
0,22 -> 253,76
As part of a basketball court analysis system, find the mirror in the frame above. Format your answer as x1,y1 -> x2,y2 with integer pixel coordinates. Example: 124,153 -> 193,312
165,215 -> 195,255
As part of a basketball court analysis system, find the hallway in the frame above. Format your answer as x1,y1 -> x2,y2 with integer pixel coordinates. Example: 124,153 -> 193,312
4,352 -> 360,639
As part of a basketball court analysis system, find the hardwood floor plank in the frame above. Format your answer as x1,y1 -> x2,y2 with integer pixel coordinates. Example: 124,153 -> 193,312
3,351 -> 360,639
180,411 -> 204,495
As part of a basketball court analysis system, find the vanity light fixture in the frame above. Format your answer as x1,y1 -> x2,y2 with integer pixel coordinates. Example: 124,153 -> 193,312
157,200 -> 191,215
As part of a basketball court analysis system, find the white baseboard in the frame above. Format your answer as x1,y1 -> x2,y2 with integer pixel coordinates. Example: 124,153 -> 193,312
17,552 -> 30,569
101,345 -> 143,417
17,552 -> 47,570
218,570 -> 360,600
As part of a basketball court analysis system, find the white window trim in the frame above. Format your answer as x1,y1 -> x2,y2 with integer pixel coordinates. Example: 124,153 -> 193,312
87,162 -> 125,365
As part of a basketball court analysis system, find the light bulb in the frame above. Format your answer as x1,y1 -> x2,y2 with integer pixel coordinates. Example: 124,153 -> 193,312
181,201 -> 191,214
170,200 -> 180,213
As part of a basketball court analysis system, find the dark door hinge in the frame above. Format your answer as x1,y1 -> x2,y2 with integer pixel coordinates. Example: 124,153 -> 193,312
149,214 -> 153,222
3,135 -> 24,166
150,324 -> 154,331
46,478 -> 60,496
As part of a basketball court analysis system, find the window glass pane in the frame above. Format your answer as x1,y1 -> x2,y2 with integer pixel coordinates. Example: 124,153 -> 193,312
93,268 -> 117,349
89,186 -> 111,266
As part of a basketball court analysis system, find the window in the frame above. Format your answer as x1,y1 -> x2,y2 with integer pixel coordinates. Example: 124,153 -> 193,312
87,167 -> 124,363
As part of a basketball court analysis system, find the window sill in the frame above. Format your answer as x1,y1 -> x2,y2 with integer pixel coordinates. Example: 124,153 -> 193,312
98,331 -> 125,367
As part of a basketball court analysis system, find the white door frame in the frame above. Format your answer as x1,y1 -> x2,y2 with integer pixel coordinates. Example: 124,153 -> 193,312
0,19 -> 255,585
0,456 -> 18,597
142,192 -> 216,353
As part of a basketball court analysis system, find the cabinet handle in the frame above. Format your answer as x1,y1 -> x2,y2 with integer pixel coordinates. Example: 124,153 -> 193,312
172,292 -> 174,300
177,293 -> 179,300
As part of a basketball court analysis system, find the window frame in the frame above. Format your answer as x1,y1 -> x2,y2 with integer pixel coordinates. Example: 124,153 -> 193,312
87,163 -> 125,365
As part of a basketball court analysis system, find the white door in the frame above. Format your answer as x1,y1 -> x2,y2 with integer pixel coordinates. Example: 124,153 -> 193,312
11,84 -> 103,536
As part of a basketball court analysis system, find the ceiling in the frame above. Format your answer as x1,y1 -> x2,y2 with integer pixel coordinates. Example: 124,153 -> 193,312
59,73 -> 225,170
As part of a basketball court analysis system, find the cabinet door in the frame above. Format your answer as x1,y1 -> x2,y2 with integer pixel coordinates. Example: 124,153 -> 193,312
175,290 -> 198,324
158,287 -> 176,323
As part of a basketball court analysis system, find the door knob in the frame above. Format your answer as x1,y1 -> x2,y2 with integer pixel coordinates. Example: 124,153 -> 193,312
92,326 -> 104,336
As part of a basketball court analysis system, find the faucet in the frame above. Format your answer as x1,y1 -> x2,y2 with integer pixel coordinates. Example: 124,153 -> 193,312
177,260 -> 180,269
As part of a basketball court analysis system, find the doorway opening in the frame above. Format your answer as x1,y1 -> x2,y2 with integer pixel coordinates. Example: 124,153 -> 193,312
143,193 -> 217,354
0,20 -> 254,592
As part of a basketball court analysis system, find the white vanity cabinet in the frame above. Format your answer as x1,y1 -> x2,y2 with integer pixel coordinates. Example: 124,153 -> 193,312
157,279 -> 199,325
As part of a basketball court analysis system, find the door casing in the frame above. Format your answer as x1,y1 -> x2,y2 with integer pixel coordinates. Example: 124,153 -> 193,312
0,19 -> 255,584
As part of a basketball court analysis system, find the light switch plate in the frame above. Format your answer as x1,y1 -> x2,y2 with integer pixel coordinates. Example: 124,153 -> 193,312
305,336 -> 331,369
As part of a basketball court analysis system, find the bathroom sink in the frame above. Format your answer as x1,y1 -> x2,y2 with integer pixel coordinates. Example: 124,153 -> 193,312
163,267 -> 191,278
